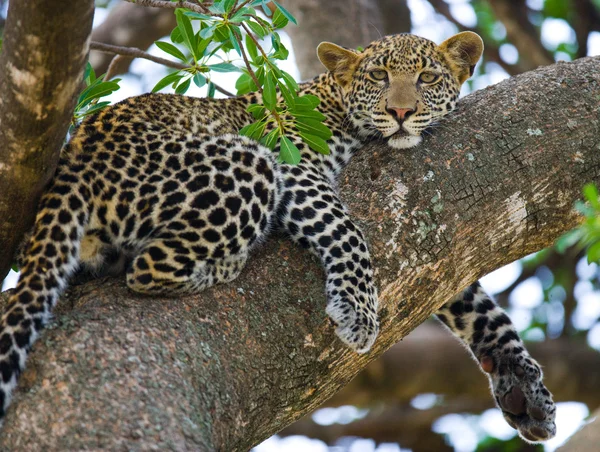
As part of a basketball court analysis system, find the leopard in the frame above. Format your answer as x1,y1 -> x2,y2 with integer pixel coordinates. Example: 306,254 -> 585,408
2,31 -> 556,442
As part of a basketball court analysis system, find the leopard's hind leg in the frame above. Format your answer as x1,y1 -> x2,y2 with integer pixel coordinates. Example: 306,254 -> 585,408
436,282 -> 556,443
126,237 -> 248,295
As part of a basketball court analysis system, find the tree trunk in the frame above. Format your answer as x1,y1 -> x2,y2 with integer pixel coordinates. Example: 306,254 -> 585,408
0,56 -> 598,450
0,0 -> 95,281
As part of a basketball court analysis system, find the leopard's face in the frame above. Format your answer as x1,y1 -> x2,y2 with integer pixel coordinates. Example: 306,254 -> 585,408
318,33 -> 483,149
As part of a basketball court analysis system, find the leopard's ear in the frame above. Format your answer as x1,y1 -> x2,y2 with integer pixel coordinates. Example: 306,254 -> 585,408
438,31 -> 483,84
317,42 -> 361,89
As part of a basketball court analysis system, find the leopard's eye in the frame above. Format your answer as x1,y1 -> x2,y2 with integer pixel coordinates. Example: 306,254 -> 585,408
369,70 -> 388,81
419,72 -> 439,84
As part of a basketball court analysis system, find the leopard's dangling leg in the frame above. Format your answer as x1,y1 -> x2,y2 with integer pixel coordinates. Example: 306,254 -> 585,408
436,282 -> 556,442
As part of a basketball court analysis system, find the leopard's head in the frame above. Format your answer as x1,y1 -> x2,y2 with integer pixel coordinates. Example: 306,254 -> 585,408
317,32 -> 483,149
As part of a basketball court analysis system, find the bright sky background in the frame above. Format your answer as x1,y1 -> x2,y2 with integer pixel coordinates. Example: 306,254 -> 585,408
2,1 -> 600,451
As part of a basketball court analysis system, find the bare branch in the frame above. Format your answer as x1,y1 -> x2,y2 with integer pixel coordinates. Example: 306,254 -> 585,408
89,41 -> 235,97
125,0 -> 212,15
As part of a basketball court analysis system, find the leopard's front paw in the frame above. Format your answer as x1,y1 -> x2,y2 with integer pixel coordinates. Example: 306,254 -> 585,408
326,291 -> 379,353
481,353 -> 556,442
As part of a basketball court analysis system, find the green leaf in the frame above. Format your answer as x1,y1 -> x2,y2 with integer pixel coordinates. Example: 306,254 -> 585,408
228,27 -> 242,56
175,9 -> 198,60
200,24 -> 217,39
281,70 -> 298,92
278,135 -> 301,164
230,7 -> 254,23
299,132 -> 330,155
260,128 -> 280,150
79,81 -> 120,107
246,20 -> 268,38
235,72 -> 258,95
245,33 -> 259,62
155,41 -> 188,62
175,77 -> 191,94
11,264 -> 19,273
290,109 -> 326,121
184,11 -> 213,20
170,26 -> 184,44
295,117 -> 332,140
79,101 -> 111,117
193,73 -> 207,88
83,62 -> 95,85
208,62 -> 240,72
222,0 -> 237,13
247,104 -> 266,119
240,120 -> 267,140
214,23 -> 231,42
587,240 -> 600,263
272,1 -> 297,24
583,183 -> 600,209
209,2 -> 226,14
271,7 -> 289,29
279,83 -> 295,109
207,82 -> 216,98
272,41 -> 289,60
263,70 -> 277,110
292,94 -> 320,111
152,71 -> 184,93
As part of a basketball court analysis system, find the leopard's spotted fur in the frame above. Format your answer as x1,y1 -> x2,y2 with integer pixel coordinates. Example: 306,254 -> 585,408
2,32 -> 555,442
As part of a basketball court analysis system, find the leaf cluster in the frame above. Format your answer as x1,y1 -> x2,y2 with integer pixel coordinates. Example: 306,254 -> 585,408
556,183 -> 600,263
151,0 -> 331,163
72,63 -> 121,127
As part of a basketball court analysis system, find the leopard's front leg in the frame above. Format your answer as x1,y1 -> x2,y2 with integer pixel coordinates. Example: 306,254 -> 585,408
277,163 -> 379,352
436,282 -> 557,442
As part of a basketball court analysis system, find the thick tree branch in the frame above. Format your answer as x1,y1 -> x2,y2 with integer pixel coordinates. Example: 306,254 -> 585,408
0,0 -> 95,281
0,57 -> 599,450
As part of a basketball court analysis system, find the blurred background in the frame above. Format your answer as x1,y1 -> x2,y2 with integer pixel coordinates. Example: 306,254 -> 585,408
1,0 -> 600,450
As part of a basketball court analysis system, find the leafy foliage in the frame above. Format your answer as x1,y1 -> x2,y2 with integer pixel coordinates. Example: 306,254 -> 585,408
150,0 -> 329,163
71,63 -> 121,131
558,183 -> 600,264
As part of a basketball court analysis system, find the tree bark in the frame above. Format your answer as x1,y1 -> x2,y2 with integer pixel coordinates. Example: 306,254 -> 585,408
0,0 -> 95,281
0,56 -> 598,450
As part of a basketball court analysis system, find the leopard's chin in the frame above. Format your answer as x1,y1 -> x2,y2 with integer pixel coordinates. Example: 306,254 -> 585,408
387,133 -> 422,149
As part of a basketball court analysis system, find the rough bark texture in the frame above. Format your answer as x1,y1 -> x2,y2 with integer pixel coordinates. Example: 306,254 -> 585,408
0,56 -> 598,450
0,0 -> 95,281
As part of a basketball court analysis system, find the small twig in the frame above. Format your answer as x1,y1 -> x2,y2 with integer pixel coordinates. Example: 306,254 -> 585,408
125,0 -> 212,15
104,55 -> 127,81
89,41 -> 235,97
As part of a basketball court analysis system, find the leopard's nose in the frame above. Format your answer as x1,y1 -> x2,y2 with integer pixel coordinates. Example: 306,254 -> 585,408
386,106 -> 415,122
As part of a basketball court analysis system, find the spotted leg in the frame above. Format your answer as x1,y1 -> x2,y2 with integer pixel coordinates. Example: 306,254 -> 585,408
125,238 -> 248,295
436,282 -> 556,442
277,163 -> 379,352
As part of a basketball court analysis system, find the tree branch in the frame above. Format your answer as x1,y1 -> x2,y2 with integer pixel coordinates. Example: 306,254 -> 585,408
89,41 -> 235,97
0,0 -> 95,281
90,2 -> 176,76
0,55 -> 599,449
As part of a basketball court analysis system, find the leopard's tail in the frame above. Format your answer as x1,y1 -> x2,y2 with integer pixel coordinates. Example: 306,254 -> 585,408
0,176 -> 90,419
